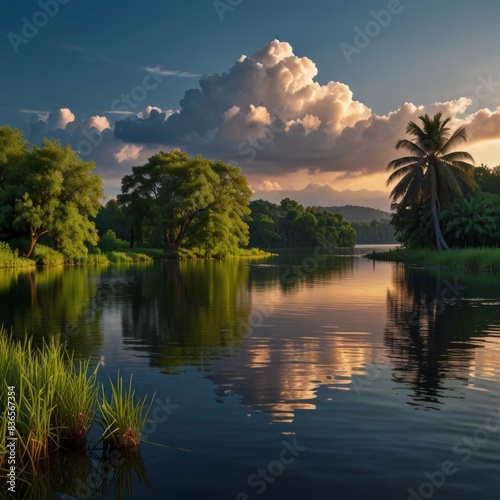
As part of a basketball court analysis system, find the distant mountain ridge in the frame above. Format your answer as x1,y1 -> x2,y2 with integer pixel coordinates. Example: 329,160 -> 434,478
318,205 -> 392,223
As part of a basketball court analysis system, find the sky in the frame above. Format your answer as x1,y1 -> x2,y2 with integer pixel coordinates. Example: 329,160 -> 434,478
1,0 -> 500,211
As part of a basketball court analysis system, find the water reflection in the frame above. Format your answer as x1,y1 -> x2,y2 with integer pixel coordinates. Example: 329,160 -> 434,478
204,251 -> 388,423
0,266 -> 105,358
2,250 -> 500,430
14,445 -> 151,499
384,265 -> 500,409
120,260 -> 252,371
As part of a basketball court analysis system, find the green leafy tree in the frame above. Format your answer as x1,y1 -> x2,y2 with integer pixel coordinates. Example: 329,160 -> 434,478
440,190 -> 500,247
389,201 -> 435,248
387,113 -> 476,250
94,199 -> 129,241
474,163 -> 500,196
0,126 -> 28,188
118,151 -> 252,257
247,200 -> 282,248
0,138 -> 103,259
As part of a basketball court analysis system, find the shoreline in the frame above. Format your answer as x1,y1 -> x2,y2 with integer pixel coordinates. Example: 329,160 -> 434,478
365,247 -> 500,273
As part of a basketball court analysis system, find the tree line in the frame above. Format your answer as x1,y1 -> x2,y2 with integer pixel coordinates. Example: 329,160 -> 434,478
247,199 -> 356,248
0,126 -> 357,261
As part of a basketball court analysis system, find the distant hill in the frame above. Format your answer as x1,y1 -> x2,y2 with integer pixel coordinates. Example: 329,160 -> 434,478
318,205 -> 392,223
317,205 -> 397,244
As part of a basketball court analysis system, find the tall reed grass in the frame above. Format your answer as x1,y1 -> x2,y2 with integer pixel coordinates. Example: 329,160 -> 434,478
100,372 -> 154,450
0,328 -> 152,477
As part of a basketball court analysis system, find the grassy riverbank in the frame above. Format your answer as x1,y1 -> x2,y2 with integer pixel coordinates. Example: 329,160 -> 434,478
365,247 -> 500,272
0,242 -> 273,268
0,243 -> 157,268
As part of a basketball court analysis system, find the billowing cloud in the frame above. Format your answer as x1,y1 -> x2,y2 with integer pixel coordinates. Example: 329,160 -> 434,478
23,107 -> 163,198
114,40 -> 500,179
256,180 -> 283,192
43,108 -> 75,130
114,144 -> 144,163
85,115 -> 111,133
456,105 -> 500,143
15,40 -> 500,204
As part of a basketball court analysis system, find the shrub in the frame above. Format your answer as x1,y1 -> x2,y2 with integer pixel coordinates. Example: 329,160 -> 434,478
32,245 -> 65,266
98,230 -> 129,252
0,242 -> 36,268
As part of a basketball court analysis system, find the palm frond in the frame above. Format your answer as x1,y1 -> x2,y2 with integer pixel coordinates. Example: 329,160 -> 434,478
386,156 -> 421,171
394,139 -> 426,157
386,164 -> 418,187
438,127 -> 467,155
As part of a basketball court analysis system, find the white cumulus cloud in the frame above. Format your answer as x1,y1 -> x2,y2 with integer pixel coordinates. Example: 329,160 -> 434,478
114,39 -> 500,179
114,144 -> 144,163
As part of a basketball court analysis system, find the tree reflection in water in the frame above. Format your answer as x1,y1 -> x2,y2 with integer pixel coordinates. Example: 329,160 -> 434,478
384,264 -> 500,409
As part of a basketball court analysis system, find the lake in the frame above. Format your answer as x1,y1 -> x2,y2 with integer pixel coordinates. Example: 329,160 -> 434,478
1,246 -> 500,499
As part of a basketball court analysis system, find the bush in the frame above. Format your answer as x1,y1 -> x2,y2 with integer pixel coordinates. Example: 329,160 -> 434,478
0,242 -> 35,268
32,245 -> 65,266
98,230 -> 129,252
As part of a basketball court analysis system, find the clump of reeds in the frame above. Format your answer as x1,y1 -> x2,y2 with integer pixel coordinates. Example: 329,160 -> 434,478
49,346 -> 99,446
100,372 -> 154,450
0,328 -> 152,479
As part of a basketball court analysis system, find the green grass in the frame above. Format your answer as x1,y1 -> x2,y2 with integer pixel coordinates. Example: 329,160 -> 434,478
105,251 -> 153,264
0,242 -> 36,268
100,372 -> 154,450
80,252 -> 111,266
172,246 -> 276,260
365,247 -> 500,272
0,328 -> 153,476
127,247 -> 164,259
235,247 -> 277,258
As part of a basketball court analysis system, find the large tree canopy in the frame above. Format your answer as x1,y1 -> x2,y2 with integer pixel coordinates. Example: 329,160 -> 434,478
386,113 -> 476,250
0,132 -> 103,259
118,151 -> 252,257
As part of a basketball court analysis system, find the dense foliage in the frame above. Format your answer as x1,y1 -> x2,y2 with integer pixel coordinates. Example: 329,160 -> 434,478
248,199 -> 356,248
117,151 -> 252,258
350,219 -> 397,244
390,184 -> 500,249
475,164 -> 500,196
0,127 -> 103,260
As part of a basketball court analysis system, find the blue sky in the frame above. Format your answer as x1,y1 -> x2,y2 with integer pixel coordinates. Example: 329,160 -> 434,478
2,0 -> 500,209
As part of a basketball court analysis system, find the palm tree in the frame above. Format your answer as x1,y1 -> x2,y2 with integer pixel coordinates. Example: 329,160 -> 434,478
386,112 -> 477,251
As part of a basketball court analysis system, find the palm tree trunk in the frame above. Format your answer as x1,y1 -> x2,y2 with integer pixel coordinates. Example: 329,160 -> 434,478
431,198 -> 449,251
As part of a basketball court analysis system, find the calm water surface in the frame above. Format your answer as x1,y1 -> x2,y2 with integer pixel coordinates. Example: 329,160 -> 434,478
1,246 -> 500,499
